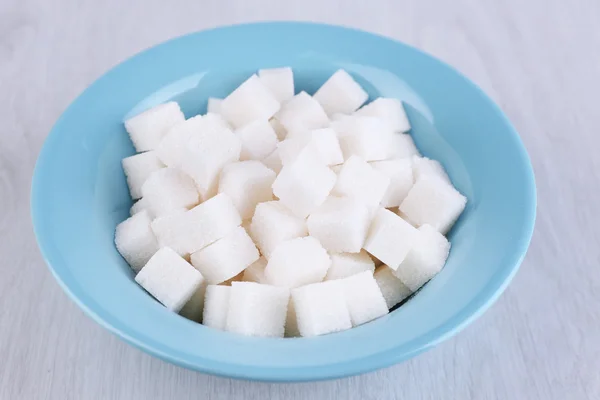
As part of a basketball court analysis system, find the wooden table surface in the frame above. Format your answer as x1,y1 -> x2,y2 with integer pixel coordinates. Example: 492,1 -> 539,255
2,0 -> 599,398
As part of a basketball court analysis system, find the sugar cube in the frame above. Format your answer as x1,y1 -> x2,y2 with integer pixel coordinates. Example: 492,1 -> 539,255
336,116 -> 396,161
262,148 -> 283,174
374,266 -> 412,308
135,247 -> 204,312
220,271 -> 245,286
130,197 -> 151,217
140,168 -> 199,217
363,208 -> 419,270
307,196 -> 371,253
207,97 -> 223,114
393,224 -> 450,291
122,151 -> 165,200
242,257 -> 268,283
264,237 -> 331,288
191,226 -> 259,284
340,271 -> 388,326
291,281 -> 352,337
325,250 -> 375,280
280,128 -> 344,166
124,102 -> 185,152
218,161 -> 276,220
391,134 -> 420,159
258,67 -> 294,103
115,210 -> 159,272
151,193 -> 241,256
226,282 -> 290,337
220,75 -> 280,128
269,118 -> 287,140
333,156 -> 391,207
412,156 -> 450,183
236,119 -> 278,161
285,298 -> 300,337
202,285 -> 231,330
399,176 -> 466,234
369,158 -> 414,207
274,91 -> 329,133
355,98 -> 411,132
313,70 -> 368,115
250,201 -> 308,258
179,280 -> 208,322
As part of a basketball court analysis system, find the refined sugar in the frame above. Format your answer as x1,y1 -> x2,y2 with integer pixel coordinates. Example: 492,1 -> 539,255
333,156 -> 391,207
151,193 -> 242,256
262,148 -> 283,174
179,280 -> 208,322
355,98 -> 411,132
250,201 -> 308,258
307,196 -> 371,253
236,119 -> 278,161
115,210 -> 159,272
363,208 -> 419,270
369,158 -> 414,207
272,148 -> 337,218
220,75 -> 280,128
122,151 -> 165,200
242,257 -> 268,283
124,102 -> 185,152
336,116 -> 396,161
135,247 -> 204,312
340,271 -> 388,326
156,115 -> 242,200
291,281 -> 352,337
280,128 -> 343,166
140,168 -> 200,217
313,70 -> 368,115
226,282 -> 290,337
330,164 -> 343,175
264,237 -> 331,288
399,176 -> 466,234
274,91 -> 329,133
258,67 -> 294,103
393,224 -> 450,291
191,226 -> 259,284
220,271 -> 245,286
412,156 -> 450,183
285,298 -> 300,337
218,161 -> 276,220
391,134 -> 420,159
203,112 -> 232,130
130,197 -> 151,217
269,118 -> 287,141
202,285 -> 231,330
325,250 -> 375,280
374,265 -> 412,308
207,98 -> 223,114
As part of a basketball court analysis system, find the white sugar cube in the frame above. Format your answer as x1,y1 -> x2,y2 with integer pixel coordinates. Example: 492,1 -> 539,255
262,148 -> 283,174
218,161 -> 276,220
258,67 -> 294,103
202,285 -> 231,330
369,158 -> 414,207
374,265 -> 412,308
151,193 -> 242,257
250,201 -> 308,258
313,70 -> 368,115
130,197 -> 151,217
291,281 -> 352,337
191,226 -> 259,284
391,134 -> 420,159
333,156 -> 391,207
179,280 -> 208,322
242,257 -> 268,283
115,210 -> 159,272
307,196 -> 371,253
269,118 -> 287,140
272,149 -> 337,218
156,115 -> 242,200
399,176 -> 467,234
207,98 -> 223,114
363,208 -> 419,270
274,91 -> 329,133
226,282 -> 290,337
122,151 -> 165,200
220,75 -> 280,128
236,119 -> 278,161
325,250 -> 375,280
264,237 -> 331,288
135,247 -> 204,312
340,271 -> 388,326
285,298 -> 300,337
140,168 -> 199,217
393,224 -> 451,291
337,116 -> 396,161
220,271 -> 245,286
412,156 -> 450,183
125,102 -> 185,152
280,128 -> 344,166
355,98 -> 411,132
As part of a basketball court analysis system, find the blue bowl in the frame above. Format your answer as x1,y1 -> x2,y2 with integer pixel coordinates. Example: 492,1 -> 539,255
31,22 -> 536,382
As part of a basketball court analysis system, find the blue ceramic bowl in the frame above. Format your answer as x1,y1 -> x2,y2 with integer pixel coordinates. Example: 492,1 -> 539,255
31,22 -> 536,382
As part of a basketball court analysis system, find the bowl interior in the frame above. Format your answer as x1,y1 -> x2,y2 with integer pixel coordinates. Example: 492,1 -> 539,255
31,22 -> 536,381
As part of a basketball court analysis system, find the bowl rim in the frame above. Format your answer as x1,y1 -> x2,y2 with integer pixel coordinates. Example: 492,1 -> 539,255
31,21 -> 537,382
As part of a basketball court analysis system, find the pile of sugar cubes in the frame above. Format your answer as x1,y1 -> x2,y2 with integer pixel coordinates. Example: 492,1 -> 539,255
116,68 -> 467,338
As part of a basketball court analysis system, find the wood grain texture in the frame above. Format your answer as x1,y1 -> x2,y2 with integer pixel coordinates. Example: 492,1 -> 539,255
2,0 -> 599,398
